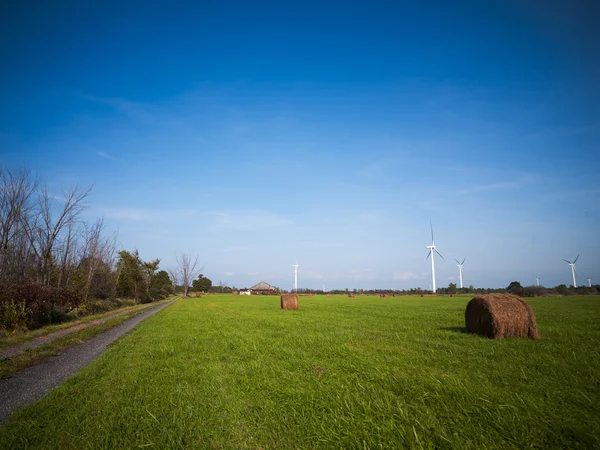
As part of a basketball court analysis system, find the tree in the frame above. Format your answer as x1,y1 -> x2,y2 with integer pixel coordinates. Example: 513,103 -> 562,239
506,281 -> 523,295
115,250 -> 144,300
192,274 -> 212,292
26,184 -> 92,285
150,270 -> 172,299
176,253 -> 200,297
167,267 -> 179,293
80,218 -> 116,304
141,258 -> 160,300
448,282 -> 457,294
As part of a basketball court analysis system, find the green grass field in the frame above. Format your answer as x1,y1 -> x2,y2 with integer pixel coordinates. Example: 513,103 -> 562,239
1,294 -> 599,449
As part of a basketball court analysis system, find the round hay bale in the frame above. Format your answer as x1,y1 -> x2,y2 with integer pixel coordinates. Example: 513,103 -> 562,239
348,293 -> 355,298
465,294 -> 540,340
281,294 -> 299,310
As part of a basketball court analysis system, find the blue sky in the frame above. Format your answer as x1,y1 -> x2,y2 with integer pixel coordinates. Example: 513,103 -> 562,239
1,0 -> 599,290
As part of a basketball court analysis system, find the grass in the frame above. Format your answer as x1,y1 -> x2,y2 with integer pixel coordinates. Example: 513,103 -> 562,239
0,294 -> 598,449
0,298 -> 174,379
0,300 -> 162,351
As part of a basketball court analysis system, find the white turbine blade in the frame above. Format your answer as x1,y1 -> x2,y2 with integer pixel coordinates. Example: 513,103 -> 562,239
426,250 -> 432,260
562,259 -> 572,264
434,248 -> 445,261
573,265 -> 577,273
455,259 -> 460,265
461,257 -> 466,265
574,254 -> 579,264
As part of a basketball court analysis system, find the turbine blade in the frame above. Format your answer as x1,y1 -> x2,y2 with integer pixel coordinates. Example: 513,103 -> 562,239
562,259 -> 572,264
574,254 -> 579,264
462,257 -> 466,265
573,265 -> 577,273
455,259 -> 460,265
426,250 -> 431,260
435,248 -> 445,261
430,221 -> 434,242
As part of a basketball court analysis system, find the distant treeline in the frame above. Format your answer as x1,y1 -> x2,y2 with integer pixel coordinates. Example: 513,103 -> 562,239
290,282 -> 598,297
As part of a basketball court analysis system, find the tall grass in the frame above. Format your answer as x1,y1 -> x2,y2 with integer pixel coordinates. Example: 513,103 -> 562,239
1,295 -> 598,448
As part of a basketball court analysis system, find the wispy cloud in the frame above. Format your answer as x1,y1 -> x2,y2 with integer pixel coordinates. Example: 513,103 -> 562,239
79,93 -> 159,124
207,210 -> 293,230
393,271 -> 419,281
97,151 -> 117,161
299,241 -> 345,248
102,207 -> 155,221
457,174 -> 536,194
223,246 -> 249,252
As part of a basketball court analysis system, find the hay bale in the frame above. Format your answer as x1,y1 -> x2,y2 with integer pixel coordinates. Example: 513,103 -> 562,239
281,294 -> 299,310
465,294 -> 540,340
348,293 -> 355,298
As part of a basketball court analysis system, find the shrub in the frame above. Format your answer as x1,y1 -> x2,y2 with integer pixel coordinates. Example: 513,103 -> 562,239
0,282 -> 80,329
0,300 -> 31,331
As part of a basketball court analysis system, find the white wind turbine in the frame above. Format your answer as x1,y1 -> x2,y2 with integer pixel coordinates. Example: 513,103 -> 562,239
455,257 -> 466,289
426,222 -> 445,293
292,260 -> 299,292
588,277 -> 592,288
562,255 -> 579,288
536,277 -> 540,287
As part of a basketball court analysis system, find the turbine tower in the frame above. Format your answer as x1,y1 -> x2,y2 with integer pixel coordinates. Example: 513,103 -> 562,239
562,255 -> 579,288
455,257 -> 466,289
426,222 -> 445,293
292,261 -> 299,292
536,277 -> 540,287
588,277 -> 592,288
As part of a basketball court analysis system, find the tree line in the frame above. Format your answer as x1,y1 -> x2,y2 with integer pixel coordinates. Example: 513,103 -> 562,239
0,165 -> 201,331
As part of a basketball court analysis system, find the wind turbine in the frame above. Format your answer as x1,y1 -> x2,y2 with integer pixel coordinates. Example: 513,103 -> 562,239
562,255 -> 579,288
588,277 -> 592,288
455,257 -> 466,289
536,277 -> 540,287
292,260 -> 299,292
426,222 -> 445,293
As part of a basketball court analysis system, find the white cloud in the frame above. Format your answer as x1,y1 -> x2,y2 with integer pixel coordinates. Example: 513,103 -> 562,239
223,245 -> 249,252
393,271 -> 418,281
97,151 -> 117,161
102,207 -> 154,221
207,210 -> 293,230
225,271 -> 234,276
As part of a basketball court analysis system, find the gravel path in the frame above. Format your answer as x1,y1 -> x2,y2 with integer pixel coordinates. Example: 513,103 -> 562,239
0,299 -> 176,425
0,303 -> 156,359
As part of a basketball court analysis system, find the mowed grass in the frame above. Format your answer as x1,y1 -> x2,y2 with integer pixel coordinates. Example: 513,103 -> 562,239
1,295 -> 599,448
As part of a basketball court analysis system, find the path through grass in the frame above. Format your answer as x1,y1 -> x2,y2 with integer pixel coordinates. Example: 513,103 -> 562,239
0,295 -> 598,448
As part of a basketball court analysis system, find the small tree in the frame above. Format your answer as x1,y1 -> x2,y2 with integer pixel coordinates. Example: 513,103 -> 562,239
176,253 -> 201,297
192,274 -> 212,292
506,281 -> 523,295
448,282 -> 457,294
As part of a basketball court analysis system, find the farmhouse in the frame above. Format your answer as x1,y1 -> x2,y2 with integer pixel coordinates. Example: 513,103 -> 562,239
240,281 -> 278,295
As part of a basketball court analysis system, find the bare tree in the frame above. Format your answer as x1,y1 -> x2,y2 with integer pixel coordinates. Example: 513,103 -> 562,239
25,184 -> 92,284
0,166 -> 38,281
175,253 -> 201,297
80,218 -> 117,303
167,267 -> 179,294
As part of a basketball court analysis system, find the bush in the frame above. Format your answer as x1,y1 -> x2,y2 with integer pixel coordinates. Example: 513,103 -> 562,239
522,286 -> 549,297
0,282 -> 80,329
0,300 -> 31,331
